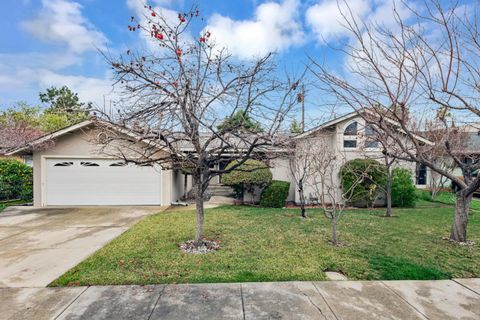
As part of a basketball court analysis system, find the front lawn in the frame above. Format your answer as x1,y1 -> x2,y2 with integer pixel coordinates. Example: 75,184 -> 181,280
416,189 -> 480,211
51,204 -> 480,286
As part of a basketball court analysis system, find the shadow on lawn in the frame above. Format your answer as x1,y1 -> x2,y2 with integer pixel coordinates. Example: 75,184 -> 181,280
368,256 -> 452,280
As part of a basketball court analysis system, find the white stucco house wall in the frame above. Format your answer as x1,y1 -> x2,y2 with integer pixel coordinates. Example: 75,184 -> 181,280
7,112 -> 430,207
289,111 -> 427,204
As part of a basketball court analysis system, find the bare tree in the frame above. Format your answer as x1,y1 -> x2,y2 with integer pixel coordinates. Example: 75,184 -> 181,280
312,0 -> 480,243
288,142 -> 312,218
96,6 -> 301,247
422,121 -> 466,200
308,135 -> 365,246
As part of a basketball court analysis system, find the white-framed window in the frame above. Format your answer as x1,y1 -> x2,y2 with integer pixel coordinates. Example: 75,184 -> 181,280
365,124 -> 380,149
343,121 -> 358,149
23,155 -> 33,167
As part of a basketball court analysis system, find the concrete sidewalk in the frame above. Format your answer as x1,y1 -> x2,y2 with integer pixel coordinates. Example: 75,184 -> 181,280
1,279 -> 479,320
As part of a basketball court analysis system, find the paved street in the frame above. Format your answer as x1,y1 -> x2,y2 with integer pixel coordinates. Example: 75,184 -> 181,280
1,279 -> 479,320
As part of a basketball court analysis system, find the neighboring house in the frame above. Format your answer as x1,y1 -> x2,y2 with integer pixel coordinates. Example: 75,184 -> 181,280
417,123 -> 480,190
7,112 -> 430,207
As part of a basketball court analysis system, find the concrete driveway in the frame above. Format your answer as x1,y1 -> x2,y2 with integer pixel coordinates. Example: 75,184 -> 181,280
0,206 -> 164,288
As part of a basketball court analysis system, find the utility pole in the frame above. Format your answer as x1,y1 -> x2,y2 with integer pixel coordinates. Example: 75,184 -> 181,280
301,84 -> 305,133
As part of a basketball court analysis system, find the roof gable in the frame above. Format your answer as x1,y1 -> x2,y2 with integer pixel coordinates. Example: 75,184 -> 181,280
293,110 -> 432,145
293,111 -> 361,139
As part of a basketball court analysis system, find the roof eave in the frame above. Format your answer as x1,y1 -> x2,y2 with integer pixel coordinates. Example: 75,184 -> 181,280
6,120 -> 95,156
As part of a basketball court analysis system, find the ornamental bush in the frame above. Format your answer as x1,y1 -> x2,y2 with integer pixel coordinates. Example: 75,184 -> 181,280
222,159 -> 272,199
0,159 -> 33,201
391,168 -> 417,207
260,180 -> 290,208
340,159 -> 387,207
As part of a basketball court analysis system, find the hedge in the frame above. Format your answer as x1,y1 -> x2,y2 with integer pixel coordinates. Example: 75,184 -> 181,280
0,158 -> 33,201
222,159 -> 272,199
260,180 -> 290,208
340,159 -> 387,207
391,168 -> 417,207
222,159 -> 272,186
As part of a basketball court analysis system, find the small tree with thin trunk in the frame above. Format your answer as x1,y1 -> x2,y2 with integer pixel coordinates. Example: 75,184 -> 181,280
288,142 -> 312,218
422,121 -> 464,201
312,0 -> 480,243
359,124 -> 398,216
97,6 -> 301,248
309,135 -> 366,246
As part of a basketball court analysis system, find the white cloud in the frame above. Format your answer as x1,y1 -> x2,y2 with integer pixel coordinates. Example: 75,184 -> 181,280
37,70 -> 116,107
306,0 -> 413,44
22,0 -> 107,53
0,52 -> 115,108
306,0 -> 370,42
205,0 -> 304,59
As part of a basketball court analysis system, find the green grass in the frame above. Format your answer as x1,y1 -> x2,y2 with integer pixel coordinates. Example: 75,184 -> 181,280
0,199 -> 30,213
51,203 -> 480,286
416,189 -> 480,211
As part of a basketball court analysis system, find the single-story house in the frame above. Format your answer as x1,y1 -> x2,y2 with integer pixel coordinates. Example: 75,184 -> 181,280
6,119 -> 290,207
7,111 -> 430,207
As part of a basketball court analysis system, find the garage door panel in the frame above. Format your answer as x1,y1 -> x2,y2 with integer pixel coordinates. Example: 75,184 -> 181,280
46,159 -> 162,205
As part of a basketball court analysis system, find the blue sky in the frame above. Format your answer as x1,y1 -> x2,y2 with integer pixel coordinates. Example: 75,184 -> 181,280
0,0 -> 469,125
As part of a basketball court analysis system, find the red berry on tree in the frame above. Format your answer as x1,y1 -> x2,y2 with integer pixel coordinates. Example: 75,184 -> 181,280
176,48 -> 182,57
200,37 -> 206,43
151,12 -> 156,17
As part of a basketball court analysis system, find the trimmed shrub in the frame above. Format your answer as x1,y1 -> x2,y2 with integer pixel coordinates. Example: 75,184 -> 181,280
260,180 -> 290,208
222,159 -> 272,199
340,159 -> 387,207
391,168 -> 417,207
0,159 -> 33,201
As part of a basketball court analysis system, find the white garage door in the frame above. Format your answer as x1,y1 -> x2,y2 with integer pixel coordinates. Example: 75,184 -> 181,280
46,158 -> 162,205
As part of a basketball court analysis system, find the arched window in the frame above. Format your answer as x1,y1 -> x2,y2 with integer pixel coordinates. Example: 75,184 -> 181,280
343,121 -> 358,148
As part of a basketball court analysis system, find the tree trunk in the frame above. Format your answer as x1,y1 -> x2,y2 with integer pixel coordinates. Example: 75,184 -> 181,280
450,191 -> 472,242
193,175 -> 205,246
331,216 -> 338,246
299,181 -> 307,218
183,173 -> 188,199
385,169 -> 392,217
